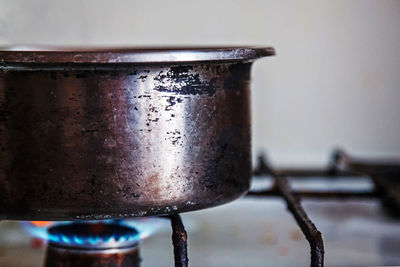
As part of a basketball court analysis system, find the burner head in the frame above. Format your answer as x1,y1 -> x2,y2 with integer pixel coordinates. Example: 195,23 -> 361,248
45,223 -> 140,267
48,222 -> 139,250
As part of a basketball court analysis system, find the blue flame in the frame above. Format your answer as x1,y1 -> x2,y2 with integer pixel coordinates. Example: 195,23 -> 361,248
47,223 -> 139,247
21,221 -> 72,241
87,235 -> 100,245
119,218 -> 167,240
21,218 -> 167,246
73,235 -> 85,245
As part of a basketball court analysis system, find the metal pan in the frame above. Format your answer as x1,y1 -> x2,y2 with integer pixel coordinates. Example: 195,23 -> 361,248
0,47 -> 275,220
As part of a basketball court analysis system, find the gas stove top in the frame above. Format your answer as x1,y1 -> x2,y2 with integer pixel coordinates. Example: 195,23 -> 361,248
0,149 -> 399,266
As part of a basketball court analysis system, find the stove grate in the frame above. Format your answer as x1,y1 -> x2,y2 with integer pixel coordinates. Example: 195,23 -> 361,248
170,214 -> 188,267
167,149 -> 400,267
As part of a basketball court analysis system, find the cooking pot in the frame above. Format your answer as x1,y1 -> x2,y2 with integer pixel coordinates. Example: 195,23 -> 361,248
0,47 -> 275,220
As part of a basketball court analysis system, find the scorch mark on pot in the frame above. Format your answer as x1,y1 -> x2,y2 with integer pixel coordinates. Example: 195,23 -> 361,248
153,65 -> 217,96
164,96 -> 183,111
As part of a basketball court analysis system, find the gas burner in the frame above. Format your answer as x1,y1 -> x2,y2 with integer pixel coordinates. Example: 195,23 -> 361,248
47,222 -> 139,249
45,222 -> 140,267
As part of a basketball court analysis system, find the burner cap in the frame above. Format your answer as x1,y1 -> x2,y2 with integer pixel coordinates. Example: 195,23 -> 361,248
48,222 -> 139,250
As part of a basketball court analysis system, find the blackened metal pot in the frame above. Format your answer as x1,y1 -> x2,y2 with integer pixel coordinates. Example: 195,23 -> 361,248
0,47 -> 274,220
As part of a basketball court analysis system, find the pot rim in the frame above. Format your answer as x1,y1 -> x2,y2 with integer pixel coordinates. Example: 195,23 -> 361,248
0,46 -> 275,64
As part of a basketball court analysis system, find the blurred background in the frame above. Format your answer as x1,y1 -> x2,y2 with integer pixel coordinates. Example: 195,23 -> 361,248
0,1 -> 399,266
1,0 -> 399,166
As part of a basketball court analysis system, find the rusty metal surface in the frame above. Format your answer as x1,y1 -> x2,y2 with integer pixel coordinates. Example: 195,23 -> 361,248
0,47 -> 274,220
248,161 -> 325,267
273,175 -> 324,267
251,153 -> 378,199
45,244 -> 140,267
247,189 -> 377,199
332,149 -> 400,216
247,150 -> 400,266
170,214 -> 188,267
371,173 -> 400,217
253,154 -> 356,178
333,149 -> 400,174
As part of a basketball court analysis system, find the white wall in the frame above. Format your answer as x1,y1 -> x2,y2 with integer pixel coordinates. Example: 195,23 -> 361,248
1,0 -> 399,166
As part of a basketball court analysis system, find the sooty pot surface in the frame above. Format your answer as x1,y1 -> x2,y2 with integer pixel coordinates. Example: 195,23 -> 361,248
0,47 -> 274,220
